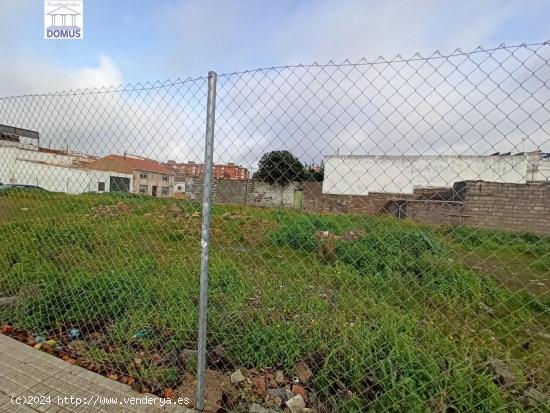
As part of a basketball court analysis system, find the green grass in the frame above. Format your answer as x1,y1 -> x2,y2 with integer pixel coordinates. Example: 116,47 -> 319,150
0,191 -> 548,411
444,226 -> 550,272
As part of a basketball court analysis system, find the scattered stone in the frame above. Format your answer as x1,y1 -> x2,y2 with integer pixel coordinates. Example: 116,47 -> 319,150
335,379 -> 353,399
118,376 -> 131,384
1,325 -> 13,334
0,296 -> 18,308
252,375 -> 267,396
275,370 -> 285,384
522,387 -> 547,407
212,344 -> 226,358
285,388 -> 295,400
316,230 -> 330,240
286,394 -> 306,413
267,387 -> 288,402
249,403 -> 270,413
294,361 -> 313,384
176,369 -> 229,412
479,301 -> 495,315
231,369 -> 246,385
487,358 -> 516,387
179,349 -> 197,365
341,230 -> 364,241
291,384 -> 307,398
209,344 -> 231,367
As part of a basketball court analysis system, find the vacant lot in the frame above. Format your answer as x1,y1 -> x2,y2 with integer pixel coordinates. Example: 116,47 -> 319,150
0,190 -> 548,412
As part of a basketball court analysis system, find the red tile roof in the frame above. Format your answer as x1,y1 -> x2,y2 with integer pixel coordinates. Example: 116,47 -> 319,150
103,155 -> 174,175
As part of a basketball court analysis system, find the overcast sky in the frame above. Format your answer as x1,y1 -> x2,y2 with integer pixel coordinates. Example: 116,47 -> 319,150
0,1 -> 548,168
1,0 -> 549,96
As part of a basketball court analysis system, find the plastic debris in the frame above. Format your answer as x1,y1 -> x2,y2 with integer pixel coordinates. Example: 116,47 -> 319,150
68,328 -> 81,339
133,330 -> 151,339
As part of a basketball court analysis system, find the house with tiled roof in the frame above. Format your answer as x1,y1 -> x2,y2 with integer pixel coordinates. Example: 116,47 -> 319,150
86,154 -> 175,197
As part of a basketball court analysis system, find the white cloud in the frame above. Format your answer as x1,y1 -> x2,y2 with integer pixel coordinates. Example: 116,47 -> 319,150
158,0 -> 542,75
0,0 -> 548,173
0,55 -> 122,97
0,0 -> 122,97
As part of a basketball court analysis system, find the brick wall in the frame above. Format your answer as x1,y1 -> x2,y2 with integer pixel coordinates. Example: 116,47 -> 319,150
392,181 -> 550,234
182,177 -> 550,235
461,181 -> 550,234
301,181 -> 323,212
405,200 -> 464,225
182,177 -> 322,211
321,192 -> 408,214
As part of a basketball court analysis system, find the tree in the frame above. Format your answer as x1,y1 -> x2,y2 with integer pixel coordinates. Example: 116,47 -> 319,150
303,163 -> 324,182
255,150 -> 304,184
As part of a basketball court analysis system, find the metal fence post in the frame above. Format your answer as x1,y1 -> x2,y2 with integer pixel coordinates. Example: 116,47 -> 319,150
196,70 -> 217,411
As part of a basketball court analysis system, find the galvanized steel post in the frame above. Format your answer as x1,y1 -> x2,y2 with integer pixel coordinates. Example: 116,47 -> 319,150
196,71 -> 217,411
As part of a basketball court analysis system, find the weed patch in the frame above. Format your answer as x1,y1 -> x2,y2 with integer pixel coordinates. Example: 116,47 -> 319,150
0,192 -> 548,411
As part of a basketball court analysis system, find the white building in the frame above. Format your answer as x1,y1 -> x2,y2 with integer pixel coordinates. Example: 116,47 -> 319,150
323,151 -> 550,195
0,143 -> 132,194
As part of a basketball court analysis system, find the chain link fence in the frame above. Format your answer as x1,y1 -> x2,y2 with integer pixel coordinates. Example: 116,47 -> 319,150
0,42 -> 549,412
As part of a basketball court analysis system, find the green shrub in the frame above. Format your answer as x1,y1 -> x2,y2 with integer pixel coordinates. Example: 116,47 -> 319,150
335,228 -> 446,276
271,214 -> 338,251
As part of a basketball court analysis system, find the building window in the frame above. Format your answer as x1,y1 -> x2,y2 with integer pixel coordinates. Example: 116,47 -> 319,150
161,186 -> 170,196
140,172 -> 148,179
139,185 -> 148,195
97,182 -> 105,192
162,175 -> 169,182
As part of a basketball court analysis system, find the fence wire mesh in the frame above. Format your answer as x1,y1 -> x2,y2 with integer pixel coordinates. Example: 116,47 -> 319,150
1,42 -> 549,413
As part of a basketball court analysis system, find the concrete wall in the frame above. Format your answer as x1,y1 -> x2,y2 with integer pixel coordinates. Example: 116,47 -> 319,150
534,159 -> 550,182
323,152 -> 549,195
0,161 -> 132,194
0,149 -> 132,194
0,144 -> 87,168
